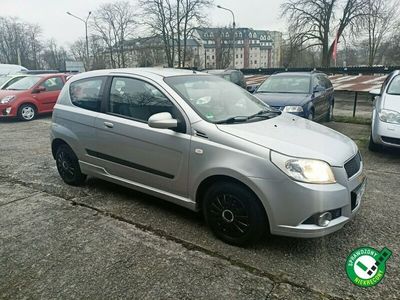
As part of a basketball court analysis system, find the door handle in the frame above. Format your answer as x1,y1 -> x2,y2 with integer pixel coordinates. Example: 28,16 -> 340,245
104,122 -> 114,128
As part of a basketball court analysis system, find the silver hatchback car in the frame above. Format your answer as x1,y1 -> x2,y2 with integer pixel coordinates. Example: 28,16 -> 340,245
51,68 -> 366,245
369,70 -> 400,151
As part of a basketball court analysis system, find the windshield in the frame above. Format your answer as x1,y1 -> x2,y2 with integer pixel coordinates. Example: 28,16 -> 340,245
165,75 -> 274,123
0,76 -> 11,86
6,76 -> 41,90
257,75 -> 311,94
387,75 -> 400,95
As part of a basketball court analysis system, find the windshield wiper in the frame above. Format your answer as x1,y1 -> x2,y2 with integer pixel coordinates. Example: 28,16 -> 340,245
246,109 -> 281,121
216,109 -> 281,124
215,116 -> 249,124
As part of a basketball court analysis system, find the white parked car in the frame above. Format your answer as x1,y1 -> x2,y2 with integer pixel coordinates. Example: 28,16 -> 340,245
0,64 -> 28,75
369,70 -> 400,151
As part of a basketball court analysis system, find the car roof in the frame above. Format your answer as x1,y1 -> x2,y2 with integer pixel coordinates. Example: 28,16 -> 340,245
272,72 -> 315,77
72,68 -> 207,82
206,69 -> 239,75
110,68 -> 200,78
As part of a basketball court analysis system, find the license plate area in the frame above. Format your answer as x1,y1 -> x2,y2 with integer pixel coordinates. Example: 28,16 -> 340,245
351,179 -> 366,211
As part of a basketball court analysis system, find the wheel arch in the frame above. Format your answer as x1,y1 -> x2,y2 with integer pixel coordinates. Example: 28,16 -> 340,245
18,101 -> 38,113
51,138 -> 71,159
195,174 -> 271,229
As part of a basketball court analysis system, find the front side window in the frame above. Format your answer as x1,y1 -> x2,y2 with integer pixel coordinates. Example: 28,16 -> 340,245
42,77 -> 64,92
70,77 -> 106,112
6,76 -> 42,91
165,75 -> 274,123
257,75 -> 311,94
109,77 -> 175,123
387,75 -> 400,95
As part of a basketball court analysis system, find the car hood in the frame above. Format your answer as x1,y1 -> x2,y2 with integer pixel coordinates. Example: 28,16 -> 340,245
216,113 -> 357,166
254,93 -> 310,107
382,94 -> 400,112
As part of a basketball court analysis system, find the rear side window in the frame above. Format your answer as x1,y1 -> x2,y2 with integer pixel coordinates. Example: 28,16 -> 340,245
70,77 -> 106,112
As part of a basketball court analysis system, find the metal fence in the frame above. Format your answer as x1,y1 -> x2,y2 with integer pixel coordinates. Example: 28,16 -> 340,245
240,66 -> 400,76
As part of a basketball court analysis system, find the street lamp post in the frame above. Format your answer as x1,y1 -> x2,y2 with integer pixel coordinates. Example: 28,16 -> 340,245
66,11 -> 92,68
217,5 -> 236,69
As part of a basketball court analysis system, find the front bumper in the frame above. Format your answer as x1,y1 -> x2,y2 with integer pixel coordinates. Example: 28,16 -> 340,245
372,116 -> 400,148
0,103 -> 16,117
250,161 -> 365,238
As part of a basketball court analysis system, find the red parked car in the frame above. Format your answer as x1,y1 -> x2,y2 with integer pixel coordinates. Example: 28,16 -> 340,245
0,73 -> 68,121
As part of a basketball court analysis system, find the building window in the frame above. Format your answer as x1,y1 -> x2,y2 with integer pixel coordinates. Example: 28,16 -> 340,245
240,54 -> 243,58
212,55 -> 214,59
254,60 -> 257,64
236,54 -> 238,59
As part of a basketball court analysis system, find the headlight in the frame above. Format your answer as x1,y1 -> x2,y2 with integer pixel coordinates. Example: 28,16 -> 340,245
270,151 -> 336,184
0,95 -> 16,104
283,106 -> 303,113
378,109 -> 400,124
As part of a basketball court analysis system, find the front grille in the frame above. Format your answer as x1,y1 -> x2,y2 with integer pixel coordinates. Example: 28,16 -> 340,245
344,152 -> 362,179
382,136 -> 400,145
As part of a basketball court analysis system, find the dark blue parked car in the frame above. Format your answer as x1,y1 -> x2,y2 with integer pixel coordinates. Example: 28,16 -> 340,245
253,72 -> 334,122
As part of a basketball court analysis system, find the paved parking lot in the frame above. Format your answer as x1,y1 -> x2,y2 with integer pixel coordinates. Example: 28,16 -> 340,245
1,116 -> 399,299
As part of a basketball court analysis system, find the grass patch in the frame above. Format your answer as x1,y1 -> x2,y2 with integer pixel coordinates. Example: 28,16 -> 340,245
333,115 -> 372,125
355,137 -> 369,148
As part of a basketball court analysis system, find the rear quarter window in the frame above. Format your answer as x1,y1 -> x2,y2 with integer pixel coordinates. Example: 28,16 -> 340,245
69,77 -> 106,112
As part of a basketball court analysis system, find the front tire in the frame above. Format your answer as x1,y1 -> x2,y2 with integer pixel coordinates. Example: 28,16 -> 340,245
325,103 -> 334,122
308,109 -> 314,121
55,144 -> 87,186
203,182 -> 268,246
18,104 -> 36,121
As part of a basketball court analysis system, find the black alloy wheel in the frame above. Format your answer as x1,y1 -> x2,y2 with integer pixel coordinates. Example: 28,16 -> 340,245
203,182 -> 267,245
56,145 -> 87,186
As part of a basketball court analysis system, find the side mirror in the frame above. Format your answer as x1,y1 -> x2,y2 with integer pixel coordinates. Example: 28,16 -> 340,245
247,85 -> 258,94
148,112 -> 178,129
313,85 -> 325,93
369,88 -> 381,96
33,86 -> 46,93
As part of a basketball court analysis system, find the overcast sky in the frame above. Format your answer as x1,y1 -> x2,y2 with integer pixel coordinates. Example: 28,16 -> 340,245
2,0 -> 286,46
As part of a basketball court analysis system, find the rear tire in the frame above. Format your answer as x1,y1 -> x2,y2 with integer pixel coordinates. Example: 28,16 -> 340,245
18,104 -> 36,121
55,144 -> 86,186
202,181 -> 268,246
368,133 -> 382,152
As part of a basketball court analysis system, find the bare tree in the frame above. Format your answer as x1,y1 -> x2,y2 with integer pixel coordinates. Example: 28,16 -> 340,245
41,39 -> 70,70
92,1 -> 137,68
363,0 -> 399,66
282,0 -> 367,67
176,0 -> 212,67
140,0 -> 177,67
141,0 -> 212,67
0,17 -> 43,69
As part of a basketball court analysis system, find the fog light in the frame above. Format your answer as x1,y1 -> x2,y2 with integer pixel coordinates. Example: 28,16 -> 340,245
5,107 -> 12,115
317,212 -> 332,227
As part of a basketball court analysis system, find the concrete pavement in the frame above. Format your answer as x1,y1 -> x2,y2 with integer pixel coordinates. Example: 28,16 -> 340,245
0,116 -> 399,299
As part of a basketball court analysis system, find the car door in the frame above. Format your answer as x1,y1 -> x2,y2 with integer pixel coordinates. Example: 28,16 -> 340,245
93,75 -> 191,198
33,76 -> 65,112
312,75 -> 327,119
